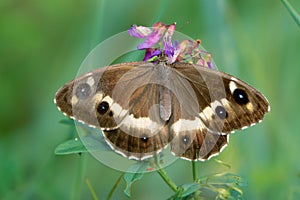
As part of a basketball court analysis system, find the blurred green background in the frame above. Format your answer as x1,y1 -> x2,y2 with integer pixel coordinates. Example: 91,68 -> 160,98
1,0 -> 299,199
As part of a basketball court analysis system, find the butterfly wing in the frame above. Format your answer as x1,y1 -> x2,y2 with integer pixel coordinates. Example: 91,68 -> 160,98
55,62 -> 170,160
55,61 -> 270,161
168,62 -> 270,160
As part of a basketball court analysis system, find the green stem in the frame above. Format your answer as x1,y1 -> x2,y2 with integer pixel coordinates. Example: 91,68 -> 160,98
106,173 -> 123,200
281,0 -> 300,27
156,167 -> 178,192
85,178 -> 99,200
152,155 -> 177,192
192,161 -> 198,182
71,154 -> 87,200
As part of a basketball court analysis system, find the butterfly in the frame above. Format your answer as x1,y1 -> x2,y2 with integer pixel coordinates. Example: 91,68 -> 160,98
54,60 -> 270,161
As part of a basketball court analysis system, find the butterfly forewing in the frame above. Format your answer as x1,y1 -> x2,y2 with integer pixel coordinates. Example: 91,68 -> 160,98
55,62 -> 172,160
173,63 -> 269,133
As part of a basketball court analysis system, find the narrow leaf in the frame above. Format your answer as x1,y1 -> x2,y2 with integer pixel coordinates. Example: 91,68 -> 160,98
281,0 -> 300,27
55,138 -> 87,155
55,136 -> 109,155
198,173 -> 247,187
168,183 -> 201,199
85,178 -> 99,200
59,119 -> 75,126
180,183 -> 201,197
214,159 -> 231,169
123,162 -> 149,197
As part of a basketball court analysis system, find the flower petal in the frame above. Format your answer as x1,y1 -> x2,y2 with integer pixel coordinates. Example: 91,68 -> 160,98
137,24 -> 167,49
163,24 -> 176,57
128,24 -> 152,38
143,48 -> 161,61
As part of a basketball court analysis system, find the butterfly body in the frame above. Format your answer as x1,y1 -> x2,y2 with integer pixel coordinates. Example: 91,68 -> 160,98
55,61 -> 269,161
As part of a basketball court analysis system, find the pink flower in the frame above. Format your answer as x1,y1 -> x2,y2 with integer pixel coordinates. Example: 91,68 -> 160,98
137,22 -> 167,50
128,22 -> 214,68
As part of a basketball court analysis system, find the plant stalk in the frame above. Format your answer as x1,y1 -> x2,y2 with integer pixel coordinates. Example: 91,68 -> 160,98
281,0 -> 300,27
71,154 -> 87,200
156,167 -> 178,192
85,178 -> 99,200
192,161 -> 198,182
106,173 -> 123,200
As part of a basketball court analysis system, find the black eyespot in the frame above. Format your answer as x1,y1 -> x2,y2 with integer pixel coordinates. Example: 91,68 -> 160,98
182,135 -> 190,144
97,101 -> 109,115
215,106 -> 228,119
109,111 -> 114,117
141,135 -> 148,143
233,89 -> 249,105
75,83 -> 91,99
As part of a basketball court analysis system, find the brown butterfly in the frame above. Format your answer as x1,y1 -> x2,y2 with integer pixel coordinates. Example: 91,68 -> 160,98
55,60 -> 270,161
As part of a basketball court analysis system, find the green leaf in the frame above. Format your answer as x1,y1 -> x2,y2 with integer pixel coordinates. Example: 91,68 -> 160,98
229,186 -> 244,200
54,136 -> 109,155
179,183 -> 201,199
192,173 -> 246,200
55,138 -> 86,155
214,159 -> 231,169
198,173 -> 247,187
180,183 -> 201,198
81,135 -> 111,151
168,183 -> 201,200
59,119 -> 75,126
123,162 -> 149,197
